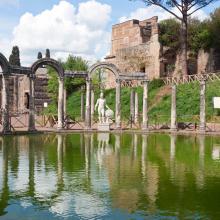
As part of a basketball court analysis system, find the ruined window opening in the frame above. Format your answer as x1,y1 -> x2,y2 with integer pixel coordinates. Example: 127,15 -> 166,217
24,92 -> 30,109
140,66 -> 145,73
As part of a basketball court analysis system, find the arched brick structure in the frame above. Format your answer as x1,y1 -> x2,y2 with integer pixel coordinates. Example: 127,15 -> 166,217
86,62 -> 121,129
88,62 -> 120,79
0,53 -> 10,74
31,58 -> 65,130
31,58 -> 64,77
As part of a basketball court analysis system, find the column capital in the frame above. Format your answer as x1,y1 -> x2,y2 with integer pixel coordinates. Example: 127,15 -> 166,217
116,78 -> 121,84
59,76 -> 65,81
29,73 -> 36,80
86,77 -> 92,83
141,79 -> 150,85
199,74 -> 208,83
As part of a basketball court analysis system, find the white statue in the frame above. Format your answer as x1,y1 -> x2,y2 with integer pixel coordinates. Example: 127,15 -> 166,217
95,92 -> 113,123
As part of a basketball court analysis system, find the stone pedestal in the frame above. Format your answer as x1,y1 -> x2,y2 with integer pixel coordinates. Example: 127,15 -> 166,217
97,123 -> 110,131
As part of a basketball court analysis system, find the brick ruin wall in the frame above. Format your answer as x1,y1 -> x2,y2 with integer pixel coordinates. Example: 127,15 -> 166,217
105,16 -> 161,82
0,68 -> 51,114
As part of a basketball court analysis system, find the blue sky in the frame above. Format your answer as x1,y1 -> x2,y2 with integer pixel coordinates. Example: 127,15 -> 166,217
0,0 -> 219,65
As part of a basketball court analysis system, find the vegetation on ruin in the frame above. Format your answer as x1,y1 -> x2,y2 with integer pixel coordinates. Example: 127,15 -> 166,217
159,7 -> 220,55
132,0 -> 215,76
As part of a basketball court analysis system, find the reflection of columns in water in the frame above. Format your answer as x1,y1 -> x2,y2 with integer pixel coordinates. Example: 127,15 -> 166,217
28,136 -> 35,197
133,134 -> 138,158
197,135 -> 205,189
84,134 -> 91,179
57,135 -> 64,188
0,138 -> 9,215
114,134 -> 121,181
97,133 -> 110,169
170,134 -> 176,181
170,135 -> 176,161
90,133 -> 94,154
114,134 -> 121,155
142,135 -> 147,179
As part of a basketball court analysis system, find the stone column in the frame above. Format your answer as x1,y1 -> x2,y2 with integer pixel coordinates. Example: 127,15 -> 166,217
199,80 -> 206,132
57,77 -> 64,130
91,89 -> 95,122
142,80 -> 149,131
134,92 -> 139,124
115,79 -> 121,129
171,84 -> 177,131
85,78 -> 91,130
28,74 -> 36,132
130,89 -> 135,124
81,91 -> 85,121
63,88 -> 67,120
1,75 -> 11,133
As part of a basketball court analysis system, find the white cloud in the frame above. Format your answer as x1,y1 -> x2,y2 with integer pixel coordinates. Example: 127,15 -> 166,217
119,5 -> 208,23
10,0 -> 111,65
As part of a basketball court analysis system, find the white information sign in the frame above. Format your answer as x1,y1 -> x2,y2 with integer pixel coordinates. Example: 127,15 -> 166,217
213,97 -> 220,109
44,102 -> 48,108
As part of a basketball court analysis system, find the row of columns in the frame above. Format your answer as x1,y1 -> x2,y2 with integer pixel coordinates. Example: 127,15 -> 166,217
83,78 -> 149,130
0,74 -> 207,133
82,78 -> 207,132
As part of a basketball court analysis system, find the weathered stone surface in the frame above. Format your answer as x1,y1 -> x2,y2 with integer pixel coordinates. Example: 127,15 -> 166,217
105,17 -> 160,81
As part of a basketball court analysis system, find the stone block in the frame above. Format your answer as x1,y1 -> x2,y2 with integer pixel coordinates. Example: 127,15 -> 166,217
97,123 -> 110,131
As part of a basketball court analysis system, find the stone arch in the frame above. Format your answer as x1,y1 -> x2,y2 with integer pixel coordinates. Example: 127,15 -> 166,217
88,62 -> 120,79
31,58 -> 64,77
0,53 -> 10,74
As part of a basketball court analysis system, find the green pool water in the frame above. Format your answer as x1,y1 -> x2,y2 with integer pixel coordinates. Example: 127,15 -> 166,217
0,133 -> 220,220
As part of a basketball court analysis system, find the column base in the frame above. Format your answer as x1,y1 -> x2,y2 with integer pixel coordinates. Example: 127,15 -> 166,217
2,130 -> 12,135
170,127 -> 177,132
28,128 -> 37,132
199,126 -> 206,133
142,126 -> 149,132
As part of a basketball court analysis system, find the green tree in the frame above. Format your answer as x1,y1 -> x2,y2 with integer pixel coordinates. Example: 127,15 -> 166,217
47,55 -> 88,113
209,8 -> 220,50
188,18 -> 212,55
131,0 -> 216,76
159,19 -> 180,51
